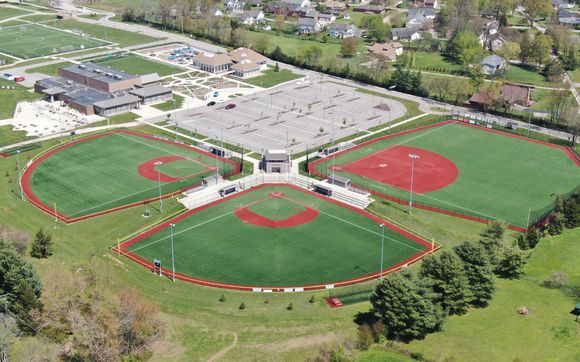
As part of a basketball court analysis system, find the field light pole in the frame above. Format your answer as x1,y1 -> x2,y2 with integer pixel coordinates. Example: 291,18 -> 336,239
408,154 -> 420,214
155,161 -> 163,213
379,224 -> 385,279
170,223 -> 176,282
16,150 -> 23,201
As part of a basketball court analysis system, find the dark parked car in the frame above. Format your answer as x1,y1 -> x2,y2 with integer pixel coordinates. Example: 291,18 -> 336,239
207,101 -> 216,106
225,104 -> 236,110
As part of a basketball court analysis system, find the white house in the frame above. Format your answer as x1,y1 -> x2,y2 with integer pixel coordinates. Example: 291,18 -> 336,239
391,27 -> 421,42
296,17 -> 322,34
317,12 -> 336,26
329,24 -> 360,38
239,10 -> 265,25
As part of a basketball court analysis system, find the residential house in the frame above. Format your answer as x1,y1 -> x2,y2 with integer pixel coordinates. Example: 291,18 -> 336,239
481,55 -> 506,75
501,83 -> 533,108
558,9 -> 580,26
282,0 -> 311,8
229,47 -> 269,70
321,0 -> 347,13
413,0 -> 438,8
391,27 -> 421,41
296,17 -> 322,34
317,12 -> 337,26
208,7 -> 223,16
329,23 -> 361,38
478,20 -> 505,50
239,10 -> 265,24
223,0 -> 246,12
488,33 -> 507,51
352,5 -> 386,14
369,41 -> 404,61
263,1 -> 302,16
553,0 -> 574,9
192,53 -> 233,73
407,7 -> 436,20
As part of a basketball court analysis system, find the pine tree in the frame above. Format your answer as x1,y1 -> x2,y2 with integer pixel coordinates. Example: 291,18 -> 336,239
419,250 -> 473,315
479,221 -> 505,265
496,247 -> 529,278
453,241 -> 495,307
30,228 -> 53,259
370,273 -> 444,341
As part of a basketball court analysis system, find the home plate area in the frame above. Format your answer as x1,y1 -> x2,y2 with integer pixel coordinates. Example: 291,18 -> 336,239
235,192 -> 319,228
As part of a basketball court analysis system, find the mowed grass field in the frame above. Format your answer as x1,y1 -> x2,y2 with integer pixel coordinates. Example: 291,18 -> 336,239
125,185 -> 429,287
310,122 -> 580,227
0,23 -> 107,59
25,130 -> 237,219
94,53 -> 185,76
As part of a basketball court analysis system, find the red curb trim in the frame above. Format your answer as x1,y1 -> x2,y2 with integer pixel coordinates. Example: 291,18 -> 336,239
21,130 -> 241,224
115,184 -> 437,292
309,120 -> 580,232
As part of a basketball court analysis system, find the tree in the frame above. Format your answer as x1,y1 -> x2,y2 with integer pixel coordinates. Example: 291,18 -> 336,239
370,273 -> 444,341
544,271 -> 569,288
30,228 -> 53,259
419,250 -> 473,315
254,33 -> 270,54
547,89 -> 572,123
274,15 -> 285,34
0,240 -> 42,333
522,0 -> 552,23
301,45 -> 323,65
453,241 -> 495,306
544,59 -> 565,82
367,15 -> 390,42
340,37 -> 359,58
0,315 -> 17,362
447,31 -> 485,67
496,247 -> 529,278
479,221 -> 505,265
467,65 -> 485,91
530,34 -> 553,69
562,106 -> 579,145
495,41 -> 521,64
427,77 -> 453,101
519,31 -> 533,64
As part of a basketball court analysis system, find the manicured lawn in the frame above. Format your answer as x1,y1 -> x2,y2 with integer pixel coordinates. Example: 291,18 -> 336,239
242,68 -> 304,88
123,184 -> 429,287
355,88 -> 423,119
0,23 -> 107,59
20,14 -> 58,23
0,6 -> 33,22
50,20 -> 160,47
568,69 -> 580,83
504,64 -> 553,87
403,227 -> 580,362
151,94 -> 185,111
410,51 -> 461,73
24,130 -> 239,220
95,53 -> 185,76
310,122 -> 580,228
26,61 -> 74,76
0,125 -> 34,147
0,79 -> 41,120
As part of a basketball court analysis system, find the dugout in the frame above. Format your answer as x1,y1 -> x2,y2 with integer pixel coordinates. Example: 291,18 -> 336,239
202,174 -> 222,187
313,184 -> 332,197
328,175 -> 351,188
219,186 -> 237,197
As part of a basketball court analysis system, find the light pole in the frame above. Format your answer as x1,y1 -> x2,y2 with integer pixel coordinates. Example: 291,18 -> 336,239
16,150 -> 22,201
379,224 -> 385,279
155,160 -> 164,213
170,223 -> 176,282
408,154 -> 420,214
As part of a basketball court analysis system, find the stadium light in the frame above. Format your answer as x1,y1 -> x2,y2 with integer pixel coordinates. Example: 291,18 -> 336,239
170,223 -> 176,282
154,161 -> 164,213
379,224 -> 385,279
16,150 -> 23,201
408,154 -> 420,214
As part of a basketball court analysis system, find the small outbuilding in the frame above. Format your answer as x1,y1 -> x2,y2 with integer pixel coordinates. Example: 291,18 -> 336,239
261,149 -> 291,173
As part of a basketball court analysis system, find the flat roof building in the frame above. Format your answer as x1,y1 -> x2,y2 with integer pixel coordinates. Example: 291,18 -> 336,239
59,62 -> 141,93
262,149 -> 291,173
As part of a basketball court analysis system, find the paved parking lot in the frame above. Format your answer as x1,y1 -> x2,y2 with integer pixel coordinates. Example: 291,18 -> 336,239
178,79 -> 407,153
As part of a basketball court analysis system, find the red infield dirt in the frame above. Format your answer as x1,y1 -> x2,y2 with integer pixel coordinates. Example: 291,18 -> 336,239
137,155 -> 212,182
235,193 -> 320,228
335,145 -> 459,194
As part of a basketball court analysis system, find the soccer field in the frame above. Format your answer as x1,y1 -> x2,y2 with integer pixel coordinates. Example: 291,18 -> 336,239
22,130 -> 239,222
119,184 -> 432,290
0,24 -> 107,59
309,121 -> 580,229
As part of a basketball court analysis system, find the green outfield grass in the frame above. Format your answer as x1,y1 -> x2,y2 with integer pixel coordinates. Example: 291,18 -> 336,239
310,122 -> 580,227
0,23 -> 107,59
25,130 -> 238,219
50,20 -> 160,47
0,6 -> 33,22
124,185 -> 429,287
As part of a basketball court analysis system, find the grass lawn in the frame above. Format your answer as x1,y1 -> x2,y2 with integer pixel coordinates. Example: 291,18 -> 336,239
26,61 -> 74,76
123,184 -> 429,287
410,51 -> 461,73
151,94 -> 185,111
50,20 -> 160,47
403,227 -> 580,362
568,69 -> 580,83
94,53 -> 186,76
242,68 -> 303,88
0,23 -> 107,59
77,112 -> 139,129
355,88 -> 423,120
0,125 -> 33,147
0,6 -> 33,22
0,79 -> 41,120
20,14 -> 58,23
310,122 -> 580,228
24,130 -> 239,220
504,64 -> 554,87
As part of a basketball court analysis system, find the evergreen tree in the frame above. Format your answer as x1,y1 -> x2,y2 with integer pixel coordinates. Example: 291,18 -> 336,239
453,241 -> 495,307
479,221 -> 504,265
419,251 -> 473,315
370,273 -> 444,341
496,247 -> 529,278
30,228 -> 53,259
